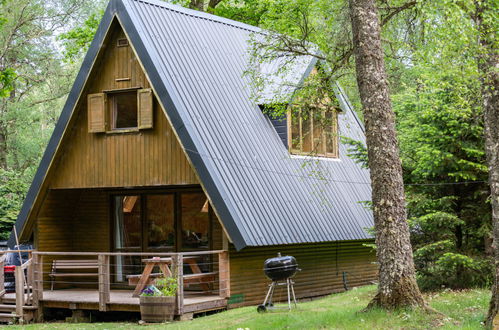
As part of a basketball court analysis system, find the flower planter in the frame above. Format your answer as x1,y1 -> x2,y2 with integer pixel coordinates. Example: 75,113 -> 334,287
139,296 -> 175,322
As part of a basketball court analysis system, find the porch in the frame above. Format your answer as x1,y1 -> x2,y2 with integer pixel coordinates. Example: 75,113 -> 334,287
0,250 -> 229,323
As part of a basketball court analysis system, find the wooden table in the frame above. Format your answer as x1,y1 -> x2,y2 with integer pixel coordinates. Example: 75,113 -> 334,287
131,256 -> 206,297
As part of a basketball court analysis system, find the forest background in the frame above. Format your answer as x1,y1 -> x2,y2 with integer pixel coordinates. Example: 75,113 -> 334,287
0,0 -> 496,291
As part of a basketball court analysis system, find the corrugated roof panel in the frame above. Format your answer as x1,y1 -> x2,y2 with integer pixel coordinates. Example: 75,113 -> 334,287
123,0 -> 374,247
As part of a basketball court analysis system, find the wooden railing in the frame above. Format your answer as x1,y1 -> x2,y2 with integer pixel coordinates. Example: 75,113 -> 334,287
31,250 -> 230,314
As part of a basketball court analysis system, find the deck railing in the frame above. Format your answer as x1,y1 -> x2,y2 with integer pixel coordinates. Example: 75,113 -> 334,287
31,250 -> 230,314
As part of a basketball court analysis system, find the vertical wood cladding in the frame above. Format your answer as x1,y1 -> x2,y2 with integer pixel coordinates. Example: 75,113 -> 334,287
36,189 -> 111,289
51,23 -> 198,189
228,240 -> 377,307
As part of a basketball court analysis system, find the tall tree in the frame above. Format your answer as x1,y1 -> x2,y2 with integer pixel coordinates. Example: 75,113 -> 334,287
473,0 -> 499,325
348,0 -> 425,308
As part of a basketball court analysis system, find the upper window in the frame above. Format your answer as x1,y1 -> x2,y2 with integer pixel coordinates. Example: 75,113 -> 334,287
87,88 -> 153,133
289,106 -> 339,158
109,91 -> 138,129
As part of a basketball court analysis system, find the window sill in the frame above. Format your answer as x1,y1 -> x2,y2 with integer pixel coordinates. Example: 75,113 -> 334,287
106,128 -> 140,134
289,153 -> 341,162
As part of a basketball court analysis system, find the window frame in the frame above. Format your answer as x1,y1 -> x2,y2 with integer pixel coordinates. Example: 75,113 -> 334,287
107,89 -> 140,131
288,106 -> 339,159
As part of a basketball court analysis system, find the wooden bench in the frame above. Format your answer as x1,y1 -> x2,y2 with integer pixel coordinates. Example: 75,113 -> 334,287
49,259 -> 99,290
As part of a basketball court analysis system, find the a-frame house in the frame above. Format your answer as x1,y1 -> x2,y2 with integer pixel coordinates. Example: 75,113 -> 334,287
5,0 -> 377,320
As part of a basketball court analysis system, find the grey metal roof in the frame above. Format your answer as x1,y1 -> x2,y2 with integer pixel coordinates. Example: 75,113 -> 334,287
10,0 -> 373,249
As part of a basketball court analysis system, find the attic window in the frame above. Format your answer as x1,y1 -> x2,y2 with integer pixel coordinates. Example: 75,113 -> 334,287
110,91 -> 138,129
117,38 -> 129,47
289,107 -> 339,158
87,88 -> 153,133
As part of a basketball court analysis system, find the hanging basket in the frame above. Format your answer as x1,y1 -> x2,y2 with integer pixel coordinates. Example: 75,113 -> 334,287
139,296 -> 175,323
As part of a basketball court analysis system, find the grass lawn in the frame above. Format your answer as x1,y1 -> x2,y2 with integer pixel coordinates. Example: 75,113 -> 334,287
14,285 -> 490,329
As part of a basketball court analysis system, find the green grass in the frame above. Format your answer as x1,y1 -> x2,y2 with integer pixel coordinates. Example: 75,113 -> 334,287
15,285 -> 490,329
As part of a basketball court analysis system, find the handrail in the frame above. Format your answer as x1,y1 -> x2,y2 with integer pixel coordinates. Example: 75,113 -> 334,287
0,250 -> 33,255
20,259 -> 32,270
32,250 -> 226,256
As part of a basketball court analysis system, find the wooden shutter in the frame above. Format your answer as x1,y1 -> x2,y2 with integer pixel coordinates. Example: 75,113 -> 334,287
138,88 -> 153,129
87,93 -> 106,133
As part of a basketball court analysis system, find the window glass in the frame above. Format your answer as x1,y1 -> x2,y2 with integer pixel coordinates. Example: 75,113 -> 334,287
301,110 -> 312,153
146,194 -> 175,249
312,110 -> 324,154
181,193 -> 210,250
289,107 -> 338,158
110,91 -> 137,129
114,195 -> 141,249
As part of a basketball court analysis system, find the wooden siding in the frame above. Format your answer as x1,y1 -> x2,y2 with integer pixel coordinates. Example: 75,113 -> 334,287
51,24 -> 198,189
228,240 -> 377,307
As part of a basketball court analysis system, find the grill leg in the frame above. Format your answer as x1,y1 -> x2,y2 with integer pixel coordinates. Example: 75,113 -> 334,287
262,282 -> 275,306
290,280 -> 297,308
287,279 -> 291,310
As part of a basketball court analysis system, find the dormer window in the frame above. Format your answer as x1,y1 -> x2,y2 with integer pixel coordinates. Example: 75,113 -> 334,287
289,106 -> 339,158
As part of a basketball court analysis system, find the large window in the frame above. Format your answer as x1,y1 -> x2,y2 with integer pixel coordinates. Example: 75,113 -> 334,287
112,191 -> 212,282
290,106 -> 339,158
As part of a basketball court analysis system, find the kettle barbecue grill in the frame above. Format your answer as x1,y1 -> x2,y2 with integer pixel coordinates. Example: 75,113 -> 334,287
257,253 -> 299,312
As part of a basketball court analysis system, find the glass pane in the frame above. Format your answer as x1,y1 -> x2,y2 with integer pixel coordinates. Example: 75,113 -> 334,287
112,91 -> 137,129
301,109 -> 312,153
326,111 -> 338,156
181,193 -> 210,250
146,194 -> 175,249
114,195 -> 141,249
312,109 -> 324,155
291,108 -> 300,151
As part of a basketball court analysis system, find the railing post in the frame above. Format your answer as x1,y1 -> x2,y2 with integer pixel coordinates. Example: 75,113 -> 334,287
31,254 -> 40,308
98,254 -> 110,312
172,253 -> 183,316
15,266 -> 24,321
218,251 -> 230,298
27,260 -> 33,305
0,254 -> 5,298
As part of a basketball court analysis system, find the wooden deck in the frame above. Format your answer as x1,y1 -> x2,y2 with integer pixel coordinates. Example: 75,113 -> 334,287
5,289 -> 227,314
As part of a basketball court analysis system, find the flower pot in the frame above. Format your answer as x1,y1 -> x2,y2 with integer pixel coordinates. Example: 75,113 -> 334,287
139,296 -> 175,323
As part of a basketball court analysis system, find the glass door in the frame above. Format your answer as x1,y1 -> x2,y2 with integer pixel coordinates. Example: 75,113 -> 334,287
114,195 -> 142,282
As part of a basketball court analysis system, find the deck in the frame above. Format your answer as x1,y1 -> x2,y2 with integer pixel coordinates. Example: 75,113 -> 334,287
5,290 -> 227,314
0,250 -> 230,322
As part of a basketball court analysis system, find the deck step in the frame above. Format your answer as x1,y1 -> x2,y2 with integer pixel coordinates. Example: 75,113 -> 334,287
0,312 -> 18,322
0,304 -> 15,311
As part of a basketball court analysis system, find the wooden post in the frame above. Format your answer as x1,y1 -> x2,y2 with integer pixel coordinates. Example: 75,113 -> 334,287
218,251 -> 230,298
172,254 -> 183,316
31,254 -> 40,308
15,266 -> 24,321
98,254 -> 110,312
27,259 -> 34,305
0,254 -> 5,298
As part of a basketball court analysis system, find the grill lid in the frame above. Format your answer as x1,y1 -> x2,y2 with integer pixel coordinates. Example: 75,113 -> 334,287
263,252 -> 299,281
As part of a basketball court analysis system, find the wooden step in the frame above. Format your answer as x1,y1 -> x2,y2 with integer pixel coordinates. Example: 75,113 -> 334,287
0,304 -> 15,311
0,312 -> 18,323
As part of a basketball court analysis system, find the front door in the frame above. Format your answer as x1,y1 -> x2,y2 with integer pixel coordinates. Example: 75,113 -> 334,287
112,190 -> 211,283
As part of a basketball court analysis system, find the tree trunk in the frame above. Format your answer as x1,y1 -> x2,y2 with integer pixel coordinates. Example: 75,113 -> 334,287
348,0 -> 425,309
475,1 -> 499,326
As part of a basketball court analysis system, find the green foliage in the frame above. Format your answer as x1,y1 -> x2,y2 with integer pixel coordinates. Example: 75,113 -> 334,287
0,169 -> 29,239
155,276 -> 178,297
0,68 -> 16,98
58,11 -> 103,63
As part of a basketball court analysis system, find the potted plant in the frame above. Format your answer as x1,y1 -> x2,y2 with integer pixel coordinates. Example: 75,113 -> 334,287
139,276 -> 178,323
